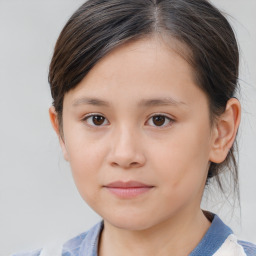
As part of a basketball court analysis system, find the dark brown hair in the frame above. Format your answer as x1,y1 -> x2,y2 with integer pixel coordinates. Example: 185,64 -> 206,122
49,0 -> 239,195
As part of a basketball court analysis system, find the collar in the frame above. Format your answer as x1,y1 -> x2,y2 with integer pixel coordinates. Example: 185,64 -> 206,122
189,214 -> 233,255
63,214 -> 233,256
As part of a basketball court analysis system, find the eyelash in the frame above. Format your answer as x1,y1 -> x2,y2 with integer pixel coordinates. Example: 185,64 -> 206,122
82,113 -> 175,128
146,114 -> 174,128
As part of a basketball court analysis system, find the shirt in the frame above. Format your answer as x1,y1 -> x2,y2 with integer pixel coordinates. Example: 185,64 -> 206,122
11,214 -> 256,256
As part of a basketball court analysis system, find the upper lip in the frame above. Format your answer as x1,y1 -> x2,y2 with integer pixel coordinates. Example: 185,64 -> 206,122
104,180 -> 153,188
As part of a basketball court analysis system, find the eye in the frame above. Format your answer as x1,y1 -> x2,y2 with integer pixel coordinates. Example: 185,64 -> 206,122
83,114 -> 109,127
146,114 -> 174,127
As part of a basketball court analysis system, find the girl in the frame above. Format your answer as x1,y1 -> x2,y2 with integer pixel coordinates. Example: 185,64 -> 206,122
13,0 -> 256,255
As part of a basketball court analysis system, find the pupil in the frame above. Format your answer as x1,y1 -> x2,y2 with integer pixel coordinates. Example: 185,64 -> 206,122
93,116 -> 105,125
153,116 -> 165,126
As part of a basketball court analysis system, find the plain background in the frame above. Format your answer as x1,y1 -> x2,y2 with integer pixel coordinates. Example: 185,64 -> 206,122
0,0 -> 255,255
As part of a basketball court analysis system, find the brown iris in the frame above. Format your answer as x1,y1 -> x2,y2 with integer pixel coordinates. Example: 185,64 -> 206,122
92,115 -> 105,125
152,116 -> 166,126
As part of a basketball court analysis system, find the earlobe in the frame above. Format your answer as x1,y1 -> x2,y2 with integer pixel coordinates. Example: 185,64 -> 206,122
49,106 -> 69,161
209,98 -> 241,164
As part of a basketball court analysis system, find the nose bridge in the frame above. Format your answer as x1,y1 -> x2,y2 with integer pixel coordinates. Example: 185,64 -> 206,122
109,123 -> 145,168
119,124 -> 137,151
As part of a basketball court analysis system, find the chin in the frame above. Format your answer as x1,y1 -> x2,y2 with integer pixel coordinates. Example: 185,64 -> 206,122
102,211 -> 161,231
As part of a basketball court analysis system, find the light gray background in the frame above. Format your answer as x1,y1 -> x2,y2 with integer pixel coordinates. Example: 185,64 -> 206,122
0,0 -> 255,255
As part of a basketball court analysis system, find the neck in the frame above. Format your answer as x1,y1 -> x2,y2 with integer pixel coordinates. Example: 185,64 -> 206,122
98,209 -> 211,256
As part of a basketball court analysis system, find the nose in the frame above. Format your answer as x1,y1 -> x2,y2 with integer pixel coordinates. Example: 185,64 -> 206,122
108,126 -> 146,169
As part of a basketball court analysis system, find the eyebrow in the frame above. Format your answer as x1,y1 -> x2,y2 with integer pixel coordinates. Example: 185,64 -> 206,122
138,97 -> 187,107
72,97 -> 187,107
72,97 -> 110,107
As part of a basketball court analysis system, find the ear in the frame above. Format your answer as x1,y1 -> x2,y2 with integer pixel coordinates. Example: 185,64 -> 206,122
49,106 -> 69,161
209,98 -> 241,164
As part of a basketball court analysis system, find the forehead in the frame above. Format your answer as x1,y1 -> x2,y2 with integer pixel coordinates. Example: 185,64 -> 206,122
92,35 -> 194,79
63,36 -> 206,109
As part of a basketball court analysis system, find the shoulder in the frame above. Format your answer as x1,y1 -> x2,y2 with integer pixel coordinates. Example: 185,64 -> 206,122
194,213 -> 256,256
61,221 -> 103,255
10,231 -> 88,256
10,249 -> 41,256
10,221 -> 103,256
216,234 -> 256,256
238,240 -> 256,256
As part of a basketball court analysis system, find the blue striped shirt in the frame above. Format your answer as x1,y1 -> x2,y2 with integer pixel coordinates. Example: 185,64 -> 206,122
12,214 -> 256,256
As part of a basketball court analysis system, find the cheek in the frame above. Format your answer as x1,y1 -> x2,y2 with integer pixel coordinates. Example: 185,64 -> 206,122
63,130 -> 108,199
151,122 -> 211,196
64,122 -> 107,168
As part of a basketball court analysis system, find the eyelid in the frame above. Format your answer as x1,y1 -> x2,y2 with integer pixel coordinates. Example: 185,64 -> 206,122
145,113 -> 175,127
81,112 -> 175,128
82,113 -> 109,127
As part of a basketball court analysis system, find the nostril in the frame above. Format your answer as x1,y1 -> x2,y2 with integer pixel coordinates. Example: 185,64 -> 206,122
110,161 -> 141,169
111,162 -> 119,167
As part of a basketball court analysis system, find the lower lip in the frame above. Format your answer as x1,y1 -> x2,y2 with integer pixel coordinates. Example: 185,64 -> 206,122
105,187 -> 153,198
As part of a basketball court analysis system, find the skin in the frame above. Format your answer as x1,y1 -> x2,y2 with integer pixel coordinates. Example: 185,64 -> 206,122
50,37 -> 241,256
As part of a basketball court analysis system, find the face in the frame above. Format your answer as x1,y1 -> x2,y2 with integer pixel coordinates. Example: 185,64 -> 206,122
57,37 -> 216,231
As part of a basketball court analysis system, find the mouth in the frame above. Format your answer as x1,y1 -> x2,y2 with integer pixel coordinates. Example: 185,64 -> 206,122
103,180 -> 154,199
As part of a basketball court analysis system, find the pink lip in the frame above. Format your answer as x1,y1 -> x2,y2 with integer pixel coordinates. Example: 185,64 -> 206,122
104,181 -> 154,198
